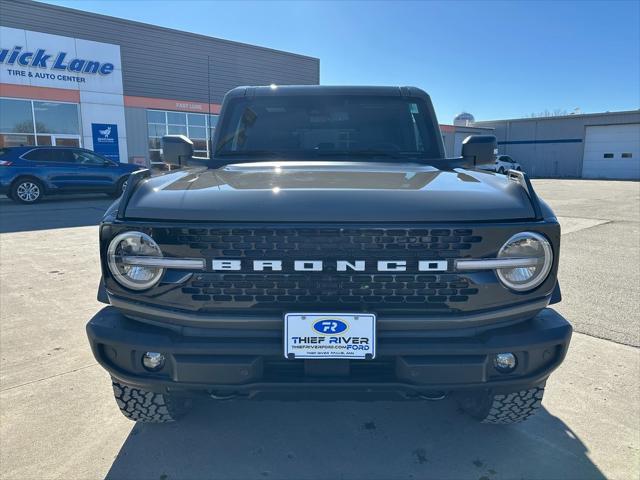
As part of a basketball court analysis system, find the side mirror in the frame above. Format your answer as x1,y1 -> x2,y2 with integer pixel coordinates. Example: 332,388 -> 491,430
162,135 -> 193,167
461,135 -> 497,166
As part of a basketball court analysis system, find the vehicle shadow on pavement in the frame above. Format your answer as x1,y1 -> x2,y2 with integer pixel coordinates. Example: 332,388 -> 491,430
105,398 -> 606,480
0,195 -> 112,233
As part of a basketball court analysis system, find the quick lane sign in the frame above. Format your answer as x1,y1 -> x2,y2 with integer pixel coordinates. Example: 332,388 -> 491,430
0,46 -> 115,76
0,27 -> 123,92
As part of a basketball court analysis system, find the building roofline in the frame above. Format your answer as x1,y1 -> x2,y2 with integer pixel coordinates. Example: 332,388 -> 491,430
18,0 -> 319,63
473,109 -> 640,124
439,123 -> 494,130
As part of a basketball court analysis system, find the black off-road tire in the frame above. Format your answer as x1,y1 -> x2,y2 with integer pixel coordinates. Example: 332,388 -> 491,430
458,386 -> 545,424
112,379 -> 191,423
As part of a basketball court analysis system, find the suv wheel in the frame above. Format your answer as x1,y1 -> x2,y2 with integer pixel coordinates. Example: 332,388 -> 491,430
458,386 -> 545,424
11,178 -> 43,204
112,379 -> 191,423
110,177 -> 128,198
498,167 -> 505,174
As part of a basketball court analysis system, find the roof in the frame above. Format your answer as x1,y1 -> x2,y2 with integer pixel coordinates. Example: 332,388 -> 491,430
1,146 -> 89,151
474,109 -> 640,124
439,124 -> 493,131
227,85 -> 430,98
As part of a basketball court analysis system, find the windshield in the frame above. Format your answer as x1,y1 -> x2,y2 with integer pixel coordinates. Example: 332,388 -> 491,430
214,95 -> 442,160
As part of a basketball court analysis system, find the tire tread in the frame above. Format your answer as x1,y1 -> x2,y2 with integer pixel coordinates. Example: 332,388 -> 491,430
112,380 -> 186,423
481,387 -> 544,424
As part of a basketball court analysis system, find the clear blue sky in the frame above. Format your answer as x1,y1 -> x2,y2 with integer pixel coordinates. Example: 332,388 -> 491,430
44,0 -> 640,123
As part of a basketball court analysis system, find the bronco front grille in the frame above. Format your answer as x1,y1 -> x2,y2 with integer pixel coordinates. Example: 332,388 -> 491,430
182,273 -> 478,310
164,227 -> 484,312
175,227 -> 482,259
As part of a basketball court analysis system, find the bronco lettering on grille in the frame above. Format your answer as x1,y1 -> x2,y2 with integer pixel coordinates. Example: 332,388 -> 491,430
211,259 -> 449,272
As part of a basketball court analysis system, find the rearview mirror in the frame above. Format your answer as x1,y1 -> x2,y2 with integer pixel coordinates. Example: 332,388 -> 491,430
461,135 -> 497,166
162,135 -> 193,167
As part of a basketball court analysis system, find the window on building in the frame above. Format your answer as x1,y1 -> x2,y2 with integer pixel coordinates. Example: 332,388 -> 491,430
603,153 -> 614,158
0,98 -> 81,148
33,102 -> 80,134
621,153 -> 633,158
0,134 -> 36,148
147,111 -> 167,163
187,113 -> 207,157
0,98 -> 35,147
54,138 -> 81,147
147,110 -> 220,162
209,114 -> 219,133
0,99 -> 33,133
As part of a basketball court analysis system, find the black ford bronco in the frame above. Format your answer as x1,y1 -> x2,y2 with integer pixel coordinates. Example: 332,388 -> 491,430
87,86 -> 571,424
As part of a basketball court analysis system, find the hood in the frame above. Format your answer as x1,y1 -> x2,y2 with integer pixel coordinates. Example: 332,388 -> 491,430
119,163 -> 145,172
123,162 -> 536,222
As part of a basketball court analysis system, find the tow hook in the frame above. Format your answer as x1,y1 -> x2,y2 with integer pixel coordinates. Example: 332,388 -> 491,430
417,391 -> 447,401
209,392 -> 240,400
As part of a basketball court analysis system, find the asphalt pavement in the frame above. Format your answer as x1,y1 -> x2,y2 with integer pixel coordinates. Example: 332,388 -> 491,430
0,180 -> 638,480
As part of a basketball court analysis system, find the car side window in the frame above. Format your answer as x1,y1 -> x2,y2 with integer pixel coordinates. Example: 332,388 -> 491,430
56,149 -> 76,163
22,148 -> 68,162
22,149 -> 50,161
72,150 -> 108,166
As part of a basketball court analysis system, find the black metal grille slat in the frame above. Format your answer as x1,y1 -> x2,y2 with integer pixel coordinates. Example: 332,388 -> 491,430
172,227 -> 482,312
183,272 -> 478,305
176,228 -> 479,257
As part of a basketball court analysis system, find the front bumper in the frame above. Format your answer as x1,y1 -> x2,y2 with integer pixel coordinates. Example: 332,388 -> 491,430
87,306 -> 571,399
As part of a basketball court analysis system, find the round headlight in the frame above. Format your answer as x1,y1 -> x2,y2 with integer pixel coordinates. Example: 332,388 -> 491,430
496,232 -> 553,291
107,231 -> 164,290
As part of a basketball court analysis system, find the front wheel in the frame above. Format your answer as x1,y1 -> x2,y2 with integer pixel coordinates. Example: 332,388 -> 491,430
498,167 -> 506,175
11,178 -> 43,204
112,379 -> 191,423
109,177 -> 128,198
458,386 -> 545,424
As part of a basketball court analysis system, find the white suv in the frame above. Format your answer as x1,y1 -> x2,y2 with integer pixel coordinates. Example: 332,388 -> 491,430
479,154 -> 522,174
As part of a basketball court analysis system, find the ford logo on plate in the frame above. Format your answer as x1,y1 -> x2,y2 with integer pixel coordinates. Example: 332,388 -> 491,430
313,319 -> 348,335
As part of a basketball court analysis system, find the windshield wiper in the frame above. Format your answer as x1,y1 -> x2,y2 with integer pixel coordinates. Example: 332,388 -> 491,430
312,150 -> 432,161
215,151 -> 286,157
211,150 -> 300,167
211,150 -> 435,167
314,150 -> 397,158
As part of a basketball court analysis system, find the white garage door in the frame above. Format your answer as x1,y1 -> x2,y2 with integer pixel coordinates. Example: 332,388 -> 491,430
582,124 -> 640,179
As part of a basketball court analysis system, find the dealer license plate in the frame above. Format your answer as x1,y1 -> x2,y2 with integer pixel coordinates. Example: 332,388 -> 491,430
284,313 -> 376,360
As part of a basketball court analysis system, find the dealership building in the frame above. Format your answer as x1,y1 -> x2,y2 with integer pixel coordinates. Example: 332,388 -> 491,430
474,111 -> 640,179
0,0 -> 319,164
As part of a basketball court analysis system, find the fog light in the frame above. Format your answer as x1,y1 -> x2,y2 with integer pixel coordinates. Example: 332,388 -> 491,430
142,352 -> 165,371
494,352 -> 517,373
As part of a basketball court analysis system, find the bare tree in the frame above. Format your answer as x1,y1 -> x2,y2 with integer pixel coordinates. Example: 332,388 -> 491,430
527,107 -> 582,118
528,109 -> 569,118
